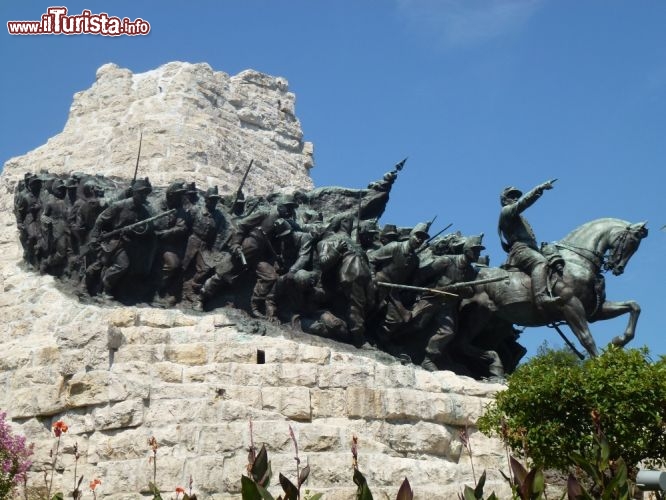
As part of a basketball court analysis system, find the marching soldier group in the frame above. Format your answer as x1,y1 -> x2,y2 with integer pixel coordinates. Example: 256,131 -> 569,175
14,166 -> 559,372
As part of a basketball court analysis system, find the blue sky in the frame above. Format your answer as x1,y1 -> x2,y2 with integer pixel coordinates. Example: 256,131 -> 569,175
1,1 -> 665,361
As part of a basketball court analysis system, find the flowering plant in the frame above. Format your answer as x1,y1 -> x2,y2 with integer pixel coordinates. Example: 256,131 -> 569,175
0,411 -> 33,499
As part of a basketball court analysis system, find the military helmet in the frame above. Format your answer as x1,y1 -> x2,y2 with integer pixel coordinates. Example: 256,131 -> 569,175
500,186 -> 522,205
273,218 -> 293,237
277,193 -> 298,208
26,174 -> 42,187
166,181 -> 187,196
463,233 -> 486,252
204,186 -> 222,200
411,222 -> 430,239
359,220 -> 380,234
133,177 -> 152,193
380,224 -> 399,239
52,179 -> 66,193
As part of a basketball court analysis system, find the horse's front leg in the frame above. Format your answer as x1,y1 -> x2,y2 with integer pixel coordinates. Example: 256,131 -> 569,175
558,296 -> 599,357
590,300 -> 641,347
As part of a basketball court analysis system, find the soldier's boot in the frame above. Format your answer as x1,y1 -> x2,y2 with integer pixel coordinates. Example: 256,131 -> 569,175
193,283 -> 212,312
264,300 -> 279,324
421,356 -> 439,372
250,296 -> 265,318
532,263 -> 563,311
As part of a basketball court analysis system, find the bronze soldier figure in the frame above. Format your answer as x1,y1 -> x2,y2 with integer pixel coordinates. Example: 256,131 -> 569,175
182,186 -> 231,302
414,235 -> 486,371
498,181 -> 562,311
154,181 -> 192,305
15,174 -> 44,267
88,178 -> 155,298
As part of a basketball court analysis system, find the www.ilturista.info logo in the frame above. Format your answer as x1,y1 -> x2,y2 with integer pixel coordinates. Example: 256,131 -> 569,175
7,7 -> 151,36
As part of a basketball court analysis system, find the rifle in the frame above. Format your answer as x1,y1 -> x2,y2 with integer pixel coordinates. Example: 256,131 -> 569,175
416,222 -> 453,254
376,274 -> 509,298
439,274 -> 509,292
232,159 -> 254,208
97,209 -> 175,241
376,281 -> 458,298
355,191 -> 362,244
131,130 -> 143,187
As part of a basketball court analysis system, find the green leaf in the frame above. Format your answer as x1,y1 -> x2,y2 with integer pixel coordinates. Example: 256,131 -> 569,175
568,453 -> 602,485
462,485 -> 477,500
242,476 -> 262,500
518,469 -> 536,500
531,468 -> 545,496
566,474 -> 593,500
598,433 -> 610,470
279,473 -> 299,500
510,456 -> 528,486
474,470 -> 487,499
256,482 -> 276,500
51,494 -> 64,500
299,465 -> 311,486
353,469 -> 374,500
395,477 -> 413,500
308,494 -> 324,500
252,445 -> 271,487
602,458 -> 628,500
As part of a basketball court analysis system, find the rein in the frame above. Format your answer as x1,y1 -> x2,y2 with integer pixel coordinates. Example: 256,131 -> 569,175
554,241 -> 604,271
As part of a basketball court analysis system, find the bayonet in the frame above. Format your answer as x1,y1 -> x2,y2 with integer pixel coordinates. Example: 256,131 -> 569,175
132,130 -> 143,187
232,159 -> 254,208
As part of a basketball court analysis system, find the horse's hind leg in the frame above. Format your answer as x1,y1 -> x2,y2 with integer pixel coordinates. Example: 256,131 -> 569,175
591,300 -> 641,347
559,297 -> 599,357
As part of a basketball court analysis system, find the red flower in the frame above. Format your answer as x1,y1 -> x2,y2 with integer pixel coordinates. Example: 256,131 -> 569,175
175,486 -> 185,494
52,420 -> 68,437
90,478 -> 102,491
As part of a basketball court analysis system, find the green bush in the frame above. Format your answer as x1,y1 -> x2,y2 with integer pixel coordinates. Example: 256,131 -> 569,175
478,346 -> 666,473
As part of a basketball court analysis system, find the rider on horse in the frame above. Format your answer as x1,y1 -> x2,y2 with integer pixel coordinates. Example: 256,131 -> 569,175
498,180 -> 563,312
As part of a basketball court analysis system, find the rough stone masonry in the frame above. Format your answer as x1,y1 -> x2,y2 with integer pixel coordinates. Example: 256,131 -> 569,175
0,62 -> 510,499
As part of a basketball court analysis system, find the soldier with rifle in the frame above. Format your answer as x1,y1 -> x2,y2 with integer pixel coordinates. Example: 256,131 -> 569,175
153,181 -> 193,305
368,221 -> 430,341
409,234 -> 490,371
87,178 -> 159,298
182,186 -> 232,303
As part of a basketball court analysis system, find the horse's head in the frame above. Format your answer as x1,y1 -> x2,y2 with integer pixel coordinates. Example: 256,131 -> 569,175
604,221 -> 648,275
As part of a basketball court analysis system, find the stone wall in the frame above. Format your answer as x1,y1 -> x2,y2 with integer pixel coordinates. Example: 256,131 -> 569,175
0,62 -> 510,499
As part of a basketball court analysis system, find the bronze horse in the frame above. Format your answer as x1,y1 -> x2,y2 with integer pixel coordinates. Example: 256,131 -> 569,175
456,218 -> 648,378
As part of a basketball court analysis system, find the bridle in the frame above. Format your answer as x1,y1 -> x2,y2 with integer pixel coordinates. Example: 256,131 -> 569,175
555,225 -> 639,275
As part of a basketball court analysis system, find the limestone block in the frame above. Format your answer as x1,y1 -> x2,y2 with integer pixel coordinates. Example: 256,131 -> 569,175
345,387 -> 385,419
113,344 -> 166,364
164,344 -> 208,365
274,363 -> 318,387
217,384 -> 263,408
383,421 -> 457,458
152,361 -> 184,383
108,308 -> 138,327
66,371 -> 149,408
197,423 -> 248,455
310,389 -> 347,418
150,382 -> 213,401
318,364 -> 375,389
261,386 -> 312,421
11,384 -> 67,418
93,399 -> 145,430
209,343 -> 258,363
295,424 -> 342,452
